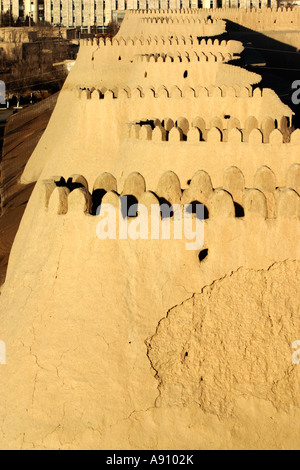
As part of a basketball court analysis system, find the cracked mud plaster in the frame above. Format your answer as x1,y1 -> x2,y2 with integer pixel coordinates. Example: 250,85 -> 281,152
146,260 -> 300,417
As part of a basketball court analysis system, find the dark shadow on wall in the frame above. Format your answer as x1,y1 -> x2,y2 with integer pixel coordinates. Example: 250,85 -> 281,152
224,20 -> 300,129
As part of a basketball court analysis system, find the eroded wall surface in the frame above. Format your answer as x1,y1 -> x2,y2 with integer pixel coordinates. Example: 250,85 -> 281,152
0,8 -> 299,450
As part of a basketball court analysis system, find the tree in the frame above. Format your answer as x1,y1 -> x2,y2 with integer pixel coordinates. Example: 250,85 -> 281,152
1,10 -> 15,27
106,21 -> 120,38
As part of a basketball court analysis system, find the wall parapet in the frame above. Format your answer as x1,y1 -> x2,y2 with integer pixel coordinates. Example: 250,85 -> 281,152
123,7 -> 300,32
130,50 -> 234,63
75,84 -> 261,100
80,36 -> 240,50
41,165 -> 300,221
127,114 -> 293,144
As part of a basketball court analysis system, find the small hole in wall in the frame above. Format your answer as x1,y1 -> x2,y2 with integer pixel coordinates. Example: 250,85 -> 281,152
183,70 -> 188,78
199,248 -> 208,262
120,195 -> 138,218
159,198 -> 174,219
187,179 -> 191,185
55,177 -> 66,187
234,202 -> 245,218
92,189 -> 107,215
185,352 -> 188,357
137,119 -> 156,129
186,201 -> 209,219
66,177 -> 85,192
144,71 -> 147,78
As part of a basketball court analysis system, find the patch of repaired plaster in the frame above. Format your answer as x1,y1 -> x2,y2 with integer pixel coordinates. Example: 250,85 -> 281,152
146,260 -> 300,417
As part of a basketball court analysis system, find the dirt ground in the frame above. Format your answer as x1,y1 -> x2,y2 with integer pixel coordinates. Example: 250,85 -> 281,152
0,95 -> 58,285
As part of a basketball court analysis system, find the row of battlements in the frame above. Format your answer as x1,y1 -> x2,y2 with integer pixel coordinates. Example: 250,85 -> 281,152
76,85 -> 268,101
210,6 -> 297,15
128,118 -> 295,144
140,16 -> 221,24
206,6 -> 300,28
80,35 -> 233,48
127,6 -> 295,14
126,7 -> 203,15
42,165 -> 300,221
130,50 -> 234,63
124,7 -> 300,30
127,7 -> 297,16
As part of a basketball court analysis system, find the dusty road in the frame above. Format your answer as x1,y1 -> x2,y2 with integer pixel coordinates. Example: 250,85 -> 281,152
0,95 -> 58,285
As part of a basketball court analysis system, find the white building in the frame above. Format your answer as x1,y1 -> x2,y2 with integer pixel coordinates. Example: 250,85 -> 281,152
0,0 -> 42,22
